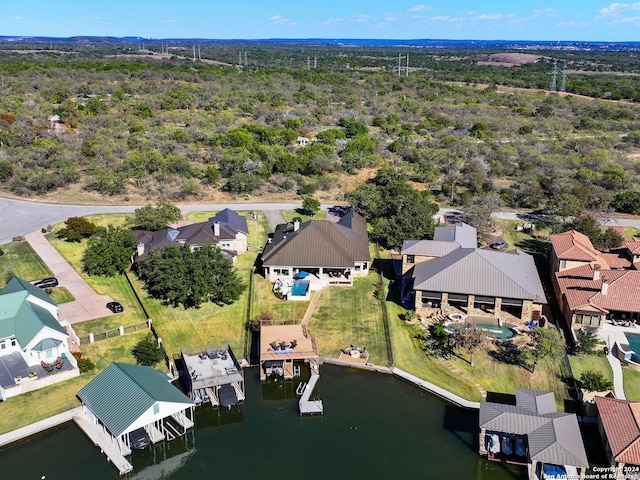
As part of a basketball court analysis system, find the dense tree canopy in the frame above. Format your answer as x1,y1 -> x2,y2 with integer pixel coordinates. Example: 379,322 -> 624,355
131,334 -> 165,367
134,202 -> 182,231
82,226 -> 137,276
57,216 -> 97,242
348,167 -> 438,249
136,242 -> 245,308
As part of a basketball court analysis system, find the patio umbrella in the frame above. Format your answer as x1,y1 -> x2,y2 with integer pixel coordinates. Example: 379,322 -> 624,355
295,271 -> 310,278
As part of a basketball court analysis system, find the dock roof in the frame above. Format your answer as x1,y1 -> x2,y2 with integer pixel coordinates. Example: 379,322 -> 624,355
77,362 -> 193,437
260,324 -> 318,362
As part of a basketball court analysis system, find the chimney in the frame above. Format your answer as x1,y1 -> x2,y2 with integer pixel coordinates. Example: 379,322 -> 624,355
601,280 -> 609,295
293,220 -> 300,232
593,265 -> 600,281
213,221 -> 220,237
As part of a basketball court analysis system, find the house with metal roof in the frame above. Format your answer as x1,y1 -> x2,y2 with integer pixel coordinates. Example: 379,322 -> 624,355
0,277 -> 79,400
550,231 -> 640,331
479,388 -> 589,479
134,208 -> 249,262
77,362 -> 195,457
401,224 -> 546,322
261,210 -> 370,288
595,396 -> 640,479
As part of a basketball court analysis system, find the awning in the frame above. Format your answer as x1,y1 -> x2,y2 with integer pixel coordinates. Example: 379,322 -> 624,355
31,338 -> 62,352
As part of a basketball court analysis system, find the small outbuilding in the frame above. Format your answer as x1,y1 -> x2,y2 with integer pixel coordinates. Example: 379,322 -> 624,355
77,362 -> 195,457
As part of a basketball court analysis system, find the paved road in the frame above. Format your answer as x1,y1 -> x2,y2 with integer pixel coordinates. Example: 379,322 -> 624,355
3,197 -> 640,245
25,231 -> 115,324
0,197 -> 304,244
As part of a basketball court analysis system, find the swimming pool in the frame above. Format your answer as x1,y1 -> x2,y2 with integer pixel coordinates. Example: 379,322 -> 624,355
625,333 -> 640,363
445,322 -> 516,340
291,280 -> 310,297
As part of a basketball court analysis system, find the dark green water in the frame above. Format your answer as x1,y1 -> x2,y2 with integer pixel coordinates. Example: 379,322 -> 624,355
0,365 -> 526,480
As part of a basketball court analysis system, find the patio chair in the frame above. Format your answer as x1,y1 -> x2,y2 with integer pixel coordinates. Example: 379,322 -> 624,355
41,360 -> 54,372
54,356 -> 64,369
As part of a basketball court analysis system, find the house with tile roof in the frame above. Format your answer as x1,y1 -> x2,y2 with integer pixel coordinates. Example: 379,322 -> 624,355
550,231 -> 640,331
0,277 -> 79,400
479,388 -> 589,480
134,208 -> 249,262
400,224 -> 546,322
77,362 -> 195,455
595,396 -> 640,479
260,210 -> 370,288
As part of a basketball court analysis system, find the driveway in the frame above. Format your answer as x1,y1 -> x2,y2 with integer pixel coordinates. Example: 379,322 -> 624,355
25,231 -> 114,324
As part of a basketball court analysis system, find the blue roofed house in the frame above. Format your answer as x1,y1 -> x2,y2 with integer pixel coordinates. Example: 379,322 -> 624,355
77,362 -> 195,456
0,277 -> 79,400
134,208 -> 249,263
400,223 -> 546,323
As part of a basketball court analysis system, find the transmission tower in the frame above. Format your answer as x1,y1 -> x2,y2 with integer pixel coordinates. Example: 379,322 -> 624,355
560,61 -> 567,93
550,59 -> 558,92
314,56 -> 317,69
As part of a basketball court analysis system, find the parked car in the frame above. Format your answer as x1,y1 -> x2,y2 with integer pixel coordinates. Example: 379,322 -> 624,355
106,301 -> 124,313
490,240 -> 507,250
33,277 -> 58,289
129,427 -> 150,449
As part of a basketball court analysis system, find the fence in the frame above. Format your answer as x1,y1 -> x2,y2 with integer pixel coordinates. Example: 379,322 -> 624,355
375,244 -> 394,367
77,321 -> 149,344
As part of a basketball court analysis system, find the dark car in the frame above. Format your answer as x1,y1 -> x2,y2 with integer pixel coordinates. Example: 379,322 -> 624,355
490,240 -> 507,250
129,427 -> 150,450
33,277 -> 58,289
106,301 -> 124,313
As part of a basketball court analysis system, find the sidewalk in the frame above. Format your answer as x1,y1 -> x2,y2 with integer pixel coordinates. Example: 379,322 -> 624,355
25,231 -> 114,324
599,323 -> 628,400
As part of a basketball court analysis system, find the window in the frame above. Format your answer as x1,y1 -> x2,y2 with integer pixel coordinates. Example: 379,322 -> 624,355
221,241 -> 231,248
153,403 -> 160,415
560,260 -> 567,269
575,314 -> 602,327
0,342 -> 5,350
11,338 -> 16,346
406,255 -> 415,264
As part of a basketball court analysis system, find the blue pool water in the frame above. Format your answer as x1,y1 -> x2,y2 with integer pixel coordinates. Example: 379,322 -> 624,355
625,333 -> 640,363
291,279 -> 310,296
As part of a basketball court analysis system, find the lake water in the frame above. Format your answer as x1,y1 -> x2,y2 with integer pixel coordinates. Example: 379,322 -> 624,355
0,365 -> 526,480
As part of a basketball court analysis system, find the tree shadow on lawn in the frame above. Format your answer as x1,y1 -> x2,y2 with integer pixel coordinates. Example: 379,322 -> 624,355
371,256 -> 397,282
488,342 -> 531,372
515,238 -> 550,257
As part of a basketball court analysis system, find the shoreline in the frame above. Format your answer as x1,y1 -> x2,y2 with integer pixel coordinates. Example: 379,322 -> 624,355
0,361 -> 479,451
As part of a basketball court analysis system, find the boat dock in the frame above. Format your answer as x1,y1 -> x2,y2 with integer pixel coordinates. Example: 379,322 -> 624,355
299,360 -> 323,415
73,413 -> 133,476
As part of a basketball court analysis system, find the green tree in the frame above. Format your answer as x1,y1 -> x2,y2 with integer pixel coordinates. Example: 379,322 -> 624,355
134,202 -> 181,231
137,242 -> 245,308
527,328 -> 565,373
579,370 -> 613,392
82,226 -> 137,276
570,214 -> 623,251
574,327 -> 600,357
57,216 -> 97,242
612,190 -> 640,215
338,118 -> 368,137
301,196 -> 320,216
450,326 -> 485,367
131,334 -> 165,367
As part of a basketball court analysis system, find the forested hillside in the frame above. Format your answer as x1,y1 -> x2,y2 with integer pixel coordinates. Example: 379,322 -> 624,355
0,43 -> 639,216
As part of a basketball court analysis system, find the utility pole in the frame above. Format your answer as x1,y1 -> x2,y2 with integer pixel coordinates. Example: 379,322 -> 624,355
550,59 -> 557,92
244,51 -> 248,66
239,51 -> 242,66
398,52 -> 401,77
406,52 -> 409,77
314,56 -> 317,69
198,45 -> 201,61
307,56 -> 310,70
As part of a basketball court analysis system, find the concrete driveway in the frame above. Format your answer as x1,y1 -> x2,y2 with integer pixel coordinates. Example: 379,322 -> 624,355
25,231 -> 114,324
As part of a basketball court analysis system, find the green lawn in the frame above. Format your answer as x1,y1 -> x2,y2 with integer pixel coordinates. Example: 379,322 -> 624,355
308,273 -> 389,366
623,368 -> 640,401
48,287 -> 75,304
624,227 -> 640,239
281,209 -> 326,223
0,241 -> 53,286
251,275 -> 311,322
568,354 -> 613,382
493,219 -> 552,252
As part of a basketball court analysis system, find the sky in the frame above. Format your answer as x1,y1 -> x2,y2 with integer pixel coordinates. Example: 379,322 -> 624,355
2,1 -> 640,42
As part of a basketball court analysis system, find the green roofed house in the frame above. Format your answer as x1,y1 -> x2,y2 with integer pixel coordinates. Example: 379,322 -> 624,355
77,362 -> 195,457
0,277 -> 79,400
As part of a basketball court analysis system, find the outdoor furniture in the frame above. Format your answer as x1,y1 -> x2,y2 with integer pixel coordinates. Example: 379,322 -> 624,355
54,356 -> 64,369
41,360 -> 54,372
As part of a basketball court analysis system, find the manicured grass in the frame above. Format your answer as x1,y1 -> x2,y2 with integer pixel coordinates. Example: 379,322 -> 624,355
493,219 -> 552,252
0,241 -> 53,286
568,354 -> 613,382
80,330 -> 150,371
0,374 -> 94,435
47,287 -> 75,304
625,227 -> 640,239
250,275 -> 311,322
308,273 -> 389,366
281,209 -> 327,222
623,368 -> 640,401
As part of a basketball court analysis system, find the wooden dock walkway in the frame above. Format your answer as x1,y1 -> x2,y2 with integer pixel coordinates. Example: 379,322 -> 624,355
73,413 -> 133,475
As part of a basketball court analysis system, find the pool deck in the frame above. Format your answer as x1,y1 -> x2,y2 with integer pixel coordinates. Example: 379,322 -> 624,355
598,322 -> 633,400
